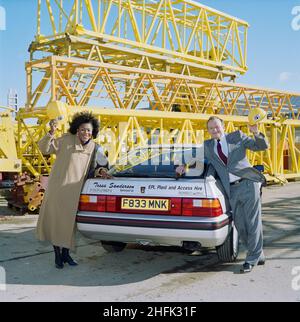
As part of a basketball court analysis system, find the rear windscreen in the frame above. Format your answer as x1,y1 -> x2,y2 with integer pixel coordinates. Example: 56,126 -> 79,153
111,146 -> 205,178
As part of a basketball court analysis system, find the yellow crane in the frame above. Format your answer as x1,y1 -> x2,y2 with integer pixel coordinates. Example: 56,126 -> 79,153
11,0 -> 300,189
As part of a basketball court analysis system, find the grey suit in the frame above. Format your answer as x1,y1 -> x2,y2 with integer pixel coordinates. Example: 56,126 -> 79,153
204,130 -> 269,265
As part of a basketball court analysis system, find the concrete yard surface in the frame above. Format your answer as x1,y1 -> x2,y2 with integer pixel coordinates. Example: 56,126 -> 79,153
0,182 -> 300,302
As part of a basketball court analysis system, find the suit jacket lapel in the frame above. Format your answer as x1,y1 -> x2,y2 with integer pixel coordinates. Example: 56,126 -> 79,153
226,134 -> 236,165
225,135 -> 230,164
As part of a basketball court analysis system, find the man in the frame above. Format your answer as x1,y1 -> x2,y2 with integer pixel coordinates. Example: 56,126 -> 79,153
177,116 -> 269,273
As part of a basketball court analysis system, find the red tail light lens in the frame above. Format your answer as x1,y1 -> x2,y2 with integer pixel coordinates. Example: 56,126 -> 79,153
79,195 -> 106,212
170,198 -> 182,215
79,195 -> 222,217
182,198 -> 223,217
106,196 -> 117,212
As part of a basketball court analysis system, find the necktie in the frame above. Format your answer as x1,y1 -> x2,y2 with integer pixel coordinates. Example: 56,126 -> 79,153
217,140 -> 228,165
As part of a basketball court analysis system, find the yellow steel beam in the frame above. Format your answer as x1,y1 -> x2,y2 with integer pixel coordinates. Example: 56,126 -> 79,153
33,0 -> 249,76
29,35 -> 237,79
14,1 -> 299,187
25,56 -> 300,119
17,103 -> 300,183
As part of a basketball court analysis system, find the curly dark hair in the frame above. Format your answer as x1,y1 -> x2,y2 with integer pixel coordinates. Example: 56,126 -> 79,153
69,111 -> 100,139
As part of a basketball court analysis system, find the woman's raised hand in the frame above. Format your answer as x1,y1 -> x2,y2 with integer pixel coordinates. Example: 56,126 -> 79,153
49,119 -> 58,136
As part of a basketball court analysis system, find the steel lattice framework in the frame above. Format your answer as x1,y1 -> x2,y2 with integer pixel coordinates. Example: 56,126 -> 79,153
32,0 -> 248,79
13,0 -> 300,184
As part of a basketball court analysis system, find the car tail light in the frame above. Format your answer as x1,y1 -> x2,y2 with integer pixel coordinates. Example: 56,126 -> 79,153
106,196 -> 117,212
78,195 -> 222,217
170,198 -> 182,215
79,195 -> 106,212
182,198 -> 223,217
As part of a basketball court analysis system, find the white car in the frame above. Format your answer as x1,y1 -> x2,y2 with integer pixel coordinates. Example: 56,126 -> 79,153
76,145 -> 239,262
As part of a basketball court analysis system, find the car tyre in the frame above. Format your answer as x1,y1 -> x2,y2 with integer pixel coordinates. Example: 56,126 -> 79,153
101,241 -> 127,253
216,224 -> 239,263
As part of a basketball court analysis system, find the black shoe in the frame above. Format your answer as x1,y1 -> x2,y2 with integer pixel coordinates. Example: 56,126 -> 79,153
53,246 -> 64,269
258,259 -> 266,266
240,262 -> 254,274
62,248 -> 78,266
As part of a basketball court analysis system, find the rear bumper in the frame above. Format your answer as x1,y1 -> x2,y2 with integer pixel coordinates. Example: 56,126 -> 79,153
76,212 -> 232,247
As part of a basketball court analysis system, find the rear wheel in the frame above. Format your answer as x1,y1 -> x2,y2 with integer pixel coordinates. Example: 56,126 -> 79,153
101,241 -> 127,253
216,224 -> 239,263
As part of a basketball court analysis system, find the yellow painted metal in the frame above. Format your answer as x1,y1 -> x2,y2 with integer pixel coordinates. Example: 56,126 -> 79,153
25,55 -> 300,116
0,107 -> 22,173
17,101 -> 300,183
11,0 -> 300,186
30,0 -> 249,79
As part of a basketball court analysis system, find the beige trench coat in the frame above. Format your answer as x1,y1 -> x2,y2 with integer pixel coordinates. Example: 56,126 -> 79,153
36,133 -> 106,250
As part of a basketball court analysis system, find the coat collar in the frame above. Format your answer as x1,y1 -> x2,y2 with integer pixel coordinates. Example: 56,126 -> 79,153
74,135 -> 95,153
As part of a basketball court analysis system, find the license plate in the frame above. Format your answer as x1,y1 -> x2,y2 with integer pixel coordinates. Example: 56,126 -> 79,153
121,198 -> 169,211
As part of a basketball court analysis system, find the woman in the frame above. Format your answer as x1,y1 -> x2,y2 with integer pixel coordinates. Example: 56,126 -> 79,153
36,112 -> 110,269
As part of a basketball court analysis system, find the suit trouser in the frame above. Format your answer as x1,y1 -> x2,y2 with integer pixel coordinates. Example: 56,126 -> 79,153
229,179 -> 264,265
